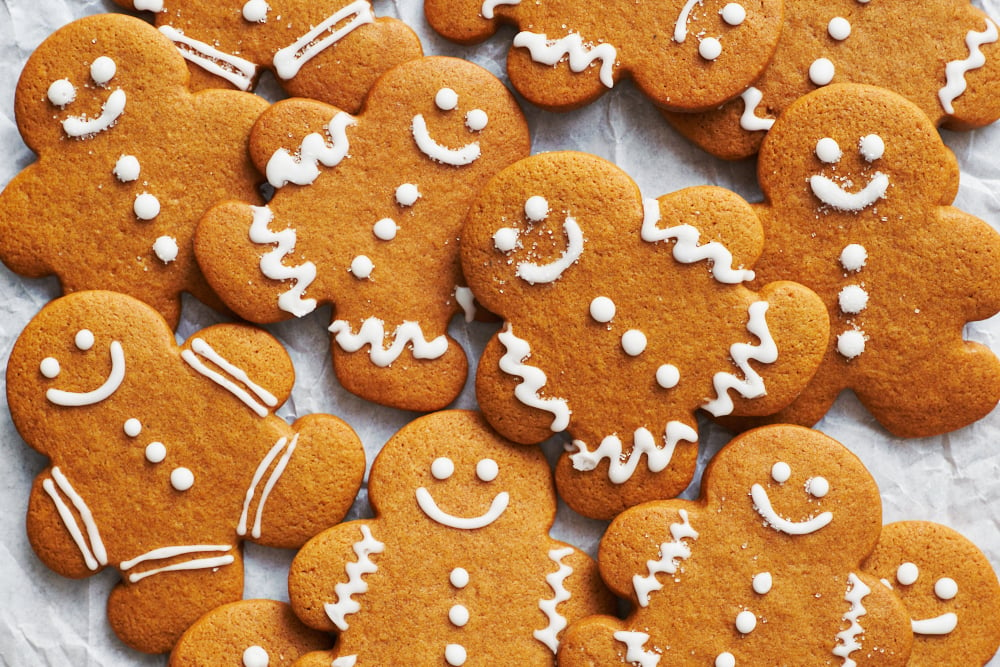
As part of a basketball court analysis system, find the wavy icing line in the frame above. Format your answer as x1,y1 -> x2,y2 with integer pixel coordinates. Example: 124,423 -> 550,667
237,434 -> 298,539
181,337 -> 279,417
411,114 -> 482,166
832,573 -> 871,667
272,0 -> 375,80
266,112 -> 356,188
512,31 -> 617,89
939,19 -> 998,114
324,524 -> 385,631
640,198 -> 755,284
46,341 -> 126,407
632,509 -> 698,607
119,544 -> 235,584
159,26 -> 258,91
739,87 -> 775,132
248,205 -> 318,317
515,217 -> 584,284
481,0 -> 520,19
569,423 -> 698,484
328,318 -> 448,367
701,301 -> 778,417
614,631 -> 661,667
533,547 -> 574,653
42,467 -> 108,571
497,324 -> 571,431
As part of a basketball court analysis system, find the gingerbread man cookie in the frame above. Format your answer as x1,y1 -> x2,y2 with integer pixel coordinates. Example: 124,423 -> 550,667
7,291 -> 365,653
287,410 -> 615,666
737,84 -> 1000,437
424,0 -> 783,112
460,151 -> 829,520
195,56 -> 530,412
116,0 -> 422,111
861,522 -> 1000,666
558,425 -> 914,667
665,0 -> 1000,159
0,13 -> 268,327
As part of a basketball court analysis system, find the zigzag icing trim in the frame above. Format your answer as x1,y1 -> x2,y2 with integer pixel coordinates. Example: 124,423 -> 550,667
497,323 -> 571,431
832,573 -> 871,667
939,19 -> 998,114
632,509 -> 698,607
512,31 -> 617,88
329,318 -> 448,366
701,300 -> 778,417
613,631 -> 661,667
533,546 -> 574,653
324,524 -> 385,631
248,205 -> 318,317
569,423 -> 698,484
266,112 -> 356,187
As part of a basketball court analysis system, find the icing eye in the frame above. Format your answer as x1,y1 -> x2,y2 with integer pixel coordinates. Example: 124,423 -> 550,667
816,137 -> 842,164
465,109 -> 488,132
75,329 -> 95,351
435,87 -> 459,111
395,183 -> 421,207
896,562 -> 919,586
476,458 -> 499,482
493,227 -> 520,252
770,461 -> 791,483
589,296 -> 616,323
47,79 -> 77,107
859,134 -> 885,162
524,196 -> 549,222
431,457 -> 455,480
721,3 -> 746,26
90,56 -> 117,85
934,577 -> 958,600
39,357 -> 61,379
805,476 -> 830,498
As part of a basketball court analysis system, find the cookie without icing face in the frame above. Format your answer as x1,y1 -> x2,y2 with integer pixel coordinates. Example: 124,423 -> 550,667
196,56 -> 530,412
424,0 -> 783,112
7,291 -> 365,653
0,13 -> 268,328
734,84 -> 1000,437
664,0 -> 1000,159
558,425 -> 915,667
116,0 -> 422,111
287,410 -> 615,666
460,151 -> 829,520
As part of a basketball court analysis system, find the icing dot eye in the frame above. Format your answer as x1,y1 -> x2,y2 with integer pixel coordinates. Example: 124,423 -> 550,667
349,255 -> 374,279
39,357 -> 61,379
735,610 -> 757,634
90,56 -> 117,85
524,196 -> 549,222
170,467 -> 195,491
153,236 -> 179,264
75,329 -> 95,351
450,567 -> 469,588
373,218 -> 398,241
395,183 -> 421,207
431,457 -> 455,480
465,109 -> 488,132
806,476 -> 830,498
476,458 -> 499,482
816,137 -> 842,164
699,37 -> 723,61
656,364 -> 680,389
859,134 -> 885,162
837,329 -> 866,359
621,329 -> 647,356
752,572 -> 773,595
493,227 -> 520,252
934,577 -> 958,600
145,442 -> 167,464
720,3 -> 746,26
47,79 -> 76,107
838,285 -> 869,314
896,562 -> 919,586
771,461 -> 791,483
716,653 -> 736,667
114,154 -> 140,182
809,57 -> 835,86
134,193 -> 161,221
828,16 -> 852,41
589,296 -> 616,323
123,418 -> 142,438
435,87 -> 459,111
242,0 -> 269,22
839,244 -> 868,272
242,644 -> 269,667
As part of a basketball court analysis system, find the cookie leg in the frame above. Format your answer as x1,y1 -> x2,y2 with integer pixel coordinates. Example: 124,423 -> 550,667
26,471 -> 106,579
557,615 -> 634,667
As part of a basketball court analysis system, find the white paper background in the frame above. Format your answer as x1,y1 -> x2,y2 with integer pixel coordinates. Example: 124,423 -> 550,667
0,0 -> 998,664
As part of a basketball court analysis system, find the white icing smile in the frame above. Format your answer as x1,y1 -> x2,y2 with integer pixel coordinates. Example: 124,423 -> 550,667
46,340 -> 126,407
750,483 -> 833,535
61,88 -> 127,138
911,612 -> 958,635
809,172 -> 889,211
415,487 -> 509,530
412,114 -> 481,166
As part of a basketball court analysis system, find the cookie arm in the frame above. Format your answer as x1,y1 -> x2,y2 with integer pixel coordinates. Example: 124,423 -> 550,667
0,168 -> 56,278
425,0 -> 507,44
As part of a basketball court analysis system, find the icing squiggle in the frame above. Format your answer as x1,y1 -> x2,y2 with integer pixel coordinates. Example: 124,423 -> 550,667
750,483 -> 833,535
632,509 -> 698,607
159,26 -> 258,91
237,434 -> 298,539
832,573 -> 871,667
569,423 -> 698,484
613,631 -> 661,667
328,318 -> 448,366
42,467 -> 108,571
701,301 -> 778,417
181,337 -> 279,418
62,89 -> 126,138
640,198 -> 755,284
120,545 -> 235,583
497,324 -> 571,431
515,217 -> 584,284
324,524 -> 385,631
248,205 -> 318,317
47,341 -> 126,407
512,31 -> 617,89
939,19 -> 998,114
534,547 -> 574,653
481,0 -> 520,19
411,115 -> 482,166
272,1 -> 375,80
674,0 -> 702,42
415,488 -> 510,529
739,87 -> 775,132
266,112 -> 356,188
809,172 -> 889,211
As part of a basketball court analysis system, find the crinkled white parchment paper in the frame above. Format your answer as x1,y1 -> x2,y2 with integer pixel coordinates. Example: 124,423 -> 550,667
0,0 -> 998,664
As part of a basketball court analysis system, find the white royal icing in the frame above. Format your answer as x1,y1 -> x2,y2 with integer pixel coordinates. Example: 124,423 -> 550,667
836,329 -> 866,359
181,336 -> 279,417
42,467 -> 108,571
455,286 -> 477,323
62,88 -> 126,138
120,544 -> 234,583
512,31 -> 617,89
152,236 -> 178,263
90,56 -> 117,85
328,319 -> 448,366
533,546 -> 574,653
237,434 -> 299,539
614,631 -> 660,667
935,577 -> 958,600
481,0 -> 520,19
133,193 -> 161,221
497,324 -> 571,432
242,0 -> 269,23
324,524 -> 385,631
750,482 -> 833,535
832,573 -> 871,667
912,613 -> 958,635
248,205 -> 318,317
809,172 -> 889,211
515,217 -> 584,284
113,154 -> 140,182
242,645 -> 269,667
46,340 -> 126,407
828,17 -> 851,41
701,301 -> 778,417
569,423 -> 699,484
415,487 -> 510,529
171,467 -> 195,491
632,509 -> 698,607
939,19 -> 998,114
266,112 -> 356,187
159,26 -> 258,91
47,79 -> 76,107
272,1 -> 375,80
739,87 -> 775,132
412,114 -> 482,166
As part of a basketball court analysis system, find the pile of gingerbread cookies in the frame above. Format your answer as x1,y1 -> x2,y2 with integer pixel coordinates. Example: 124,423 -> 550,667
1,0 -> 999,665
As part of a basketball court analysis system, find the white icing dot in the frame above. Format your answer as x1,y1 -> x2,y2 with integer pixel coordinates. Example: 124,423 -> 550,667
170,467 -> 195,491
589,296 -> 616,323
859,134 -> 885,162
476,458 -> 499,482
450,567 -> 469,588
435,87 -> 459,111
721,3 -> 746,26
656,364 -> 680,389
465,109 -> 488,131
373,218 -> 398,241
114,154 -> 141,182
716,653 -> 736,667
838,285 -> 869,314
806,476 -> 830,498
699,37 -> 723,61
47,79 -> 76,107
75,329 -> 95,351
828,17 -> 852,41
349,255 -> 374,279
621,330 -> 647,356
242,645 -> 269,667
816,137 -> 842,164
145,442 -> 167,464
395,183 -> 421,207
752,572 -> 773,595
242,0 -> 269,22
431,457 -> 455,480
524,196 -> 549,222
124,418 -> 142,438
735,610 -> 757,634
934,577 -> 958,600
837,329 -> 866,359
445,644 -> 467,666
840,244 -> 868,272
153,236 -> 179,263
40,357 -> 61,379
896,562 -> 919,586
493,227 -> 520,253
134,193 -> 161,221
809,58 -> 835,86
449,604 -> 470,627
771,461 -> 791,483
90,56 -> 117,85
